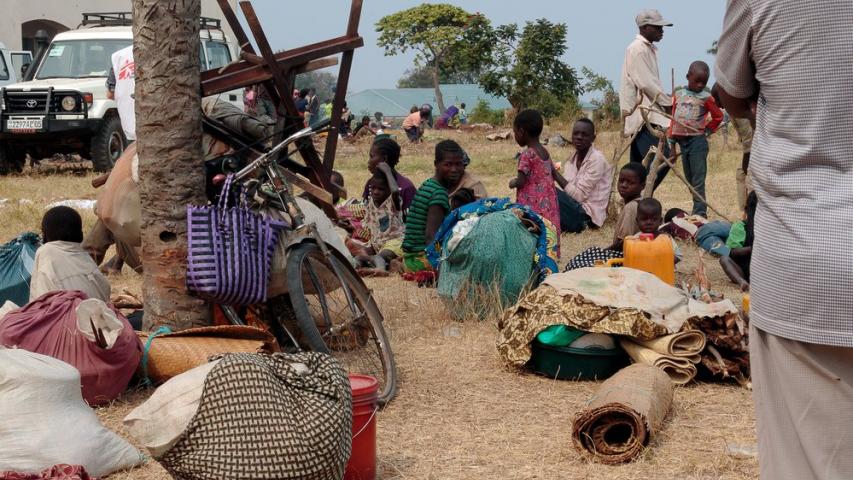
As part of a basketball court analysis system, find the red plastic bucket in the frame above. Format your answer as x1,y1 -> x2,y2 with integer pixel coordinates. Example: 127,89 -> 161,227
344,374 -> 379,480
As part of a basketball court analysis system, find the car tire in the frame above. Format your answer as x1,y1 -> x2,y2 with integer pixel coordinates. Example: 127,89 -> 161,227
90,114 -> 126,172
0,143 -> 25,176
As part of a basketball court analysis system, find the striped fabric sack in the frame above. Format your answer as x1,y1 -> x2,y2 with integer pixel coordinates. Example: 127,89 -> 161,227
186,175 -> 286,306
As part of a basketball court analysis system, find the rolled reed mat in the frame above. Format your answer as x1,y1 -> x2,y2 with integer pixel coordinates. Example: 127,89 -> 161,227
571,364 -> 674,464
634,330 -> 706,359
620,338 -> 698,385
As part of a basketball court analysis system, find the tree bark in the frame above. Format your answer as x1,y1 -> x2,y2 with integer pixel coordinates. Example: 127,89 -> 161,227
133,0 -> 209,331
431,61 -> 446,113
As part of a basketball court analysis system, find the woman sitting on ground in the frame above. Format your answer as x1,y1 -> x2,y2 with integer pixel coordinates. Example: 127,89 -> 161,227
361,137 -> 417,212
31,206 -> 111,302
448,150 -> 488,200
401,140 -> 465,273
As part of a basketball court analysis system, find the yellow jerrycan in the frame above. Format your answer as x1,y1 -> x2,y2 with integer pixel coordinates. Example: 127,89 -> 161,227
605,233 -> 675,285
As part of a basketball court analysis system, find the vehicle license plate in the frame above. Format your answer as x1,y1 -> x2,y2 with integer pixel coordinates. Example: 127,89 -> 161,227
6,117 -> 43,131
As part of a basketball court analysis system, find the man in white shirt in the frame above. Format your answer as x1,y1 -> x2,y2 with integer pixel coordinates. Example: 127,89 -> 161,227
619,9 -> 672,190
106,45 -> 136,141
31,207 -> 111,302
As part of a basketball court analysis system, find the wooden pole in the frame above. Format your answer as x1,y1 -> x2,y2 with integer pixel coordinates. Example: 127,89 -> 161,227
134,0 -> 209,330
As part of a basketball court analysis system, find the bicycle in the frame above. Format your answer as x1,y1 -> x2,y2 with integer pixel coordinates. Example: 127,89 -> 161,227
216,119 -> 397,405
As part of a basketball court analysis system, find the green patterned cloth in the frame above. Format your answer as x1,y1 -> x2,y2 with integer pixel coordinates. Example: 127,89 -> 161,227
437,210 -> 537,319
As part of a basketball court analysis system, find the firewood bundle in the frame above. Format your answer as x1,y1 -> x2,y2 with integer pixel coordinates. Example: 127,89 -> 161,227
691,312 -> 749,379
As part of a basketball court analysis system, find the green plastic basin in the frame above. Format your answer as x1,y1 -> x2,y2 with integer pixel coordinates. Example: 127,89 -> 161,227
527,339 -> 629,381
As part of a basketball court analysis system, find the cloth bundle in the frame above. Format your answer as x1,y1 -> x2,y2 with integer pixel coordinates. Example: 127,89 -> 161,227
0,348 -> 143,477
0,291 -> 142,406
156,352 -> 352,480
498,269 -> 736,367
571,364 -> 674,464
619,330 -> 706,385
436,209 -> 538,320
0,233 -> 40,307
96,144 -> 140,247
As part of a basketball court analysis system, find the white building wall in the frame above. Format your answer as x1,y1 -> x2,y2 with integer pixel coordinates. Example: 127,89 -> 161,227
0,0 -> 238,51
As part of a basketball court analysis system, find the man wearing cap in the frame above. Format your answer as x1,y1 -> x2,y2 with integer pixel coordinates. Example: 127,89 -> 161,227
620,9 -> 673,189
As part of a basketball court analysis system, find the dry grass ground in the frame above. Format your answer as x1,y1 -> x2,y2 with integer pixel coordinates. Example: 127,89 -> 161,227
0,126 -> 757,479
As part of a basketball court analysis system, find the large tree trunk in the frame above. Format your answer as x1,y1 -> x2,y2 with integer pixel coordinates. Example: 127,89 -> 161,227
134,0 -> 209,331
431,62 -> 446,113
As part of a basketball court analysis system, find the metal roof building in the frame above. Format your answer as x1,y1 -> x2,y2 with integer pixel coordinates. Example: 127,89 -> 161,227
345,84 -> 511,118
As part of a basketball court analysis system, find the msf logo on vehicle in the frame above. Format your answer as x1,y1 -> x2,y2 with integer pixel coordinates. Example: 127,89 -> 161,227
26,100 -> 38,108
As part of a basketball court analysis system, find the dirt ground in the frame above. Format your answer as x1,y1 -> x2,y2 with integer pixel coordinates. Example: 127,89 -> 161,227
0,127 -> 758,479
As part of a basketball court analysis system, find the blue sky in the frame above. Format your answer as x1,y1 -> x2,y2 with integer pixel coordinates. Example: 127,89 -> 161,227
243,1 -> 725,99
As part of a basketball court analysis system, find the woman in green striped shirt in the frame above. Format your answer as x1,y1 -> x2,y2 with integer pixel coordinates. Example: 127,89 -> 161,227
401,140 -> 466,272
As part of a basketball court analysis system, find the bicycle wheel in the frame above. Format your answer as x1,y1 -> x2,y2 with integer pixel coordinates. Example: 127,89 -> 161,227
286,242 -> 397,404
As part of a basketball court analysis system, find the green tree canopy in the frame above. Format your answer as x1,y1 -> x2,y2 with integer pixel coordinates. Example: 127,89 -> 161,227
376,4 -> 492,112
397,65 -> 480,89
480,19 -> 582,119
295,71 -> 337,103
582,66 -> 619,126
708,40 -> 718,55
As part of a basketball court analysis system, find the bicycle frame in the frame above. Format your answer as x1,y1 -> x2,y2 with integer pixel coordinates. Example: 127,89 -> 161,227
226,121 -> 366,338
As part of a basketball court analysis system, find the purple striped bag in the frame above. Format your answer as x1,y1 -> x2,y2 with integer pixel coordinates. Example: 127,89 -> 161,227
186,175 -> 287,306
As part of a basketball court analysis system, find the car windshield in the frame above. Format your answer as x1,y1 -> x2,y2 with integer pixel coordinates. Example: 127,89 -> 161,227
36,39 -> 131,79
204,41 -> 232,70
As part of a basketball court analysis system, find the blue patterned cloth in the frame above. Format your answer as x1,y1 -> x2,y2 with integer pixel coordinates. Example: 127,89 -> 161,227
426,197 -> 559,282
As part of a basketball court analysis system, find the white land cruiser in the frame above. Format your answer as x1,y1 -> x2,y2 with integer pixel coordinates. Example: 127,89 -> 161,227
0,13 -> 242,174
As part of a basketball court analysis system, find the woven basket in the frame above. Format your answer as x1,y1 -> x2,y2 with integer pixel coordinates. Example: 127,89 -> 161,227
138,325 -> 279,385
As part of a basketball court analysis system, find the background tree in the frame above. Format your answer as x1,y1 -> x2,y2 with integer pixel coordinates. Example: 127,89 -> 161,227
295,70 -> 338,103
480,19 -> 583,119
396,65 -> 479,89
582,66 -> 620,126
376,4 -> 492,112
133,0 -> 209,330
707,40 -> 718,55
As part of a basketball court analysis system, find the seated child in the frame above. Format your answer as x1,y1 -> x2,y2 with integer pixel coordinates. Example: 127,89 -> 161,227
351,116 -> 376,138
401,140 -> 464,272
355,168 -> 406,273
607,162 -> 647,251
31,206 -> 111,302
720,191 -> 756,291
330,170 -> 346,205
450,187 -> 476,211
628,198 -> 682,263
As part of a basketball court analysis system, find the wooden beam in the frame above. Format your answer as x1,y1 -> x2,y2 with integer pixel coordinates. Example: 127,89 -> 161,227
239,1 -> 332,193
216,0 -> 252,51
295,56 -> 338,74
281,169 -> 333,206
323,0 -> 362,173
201,36 -> 363,96
240,1 -> 294,118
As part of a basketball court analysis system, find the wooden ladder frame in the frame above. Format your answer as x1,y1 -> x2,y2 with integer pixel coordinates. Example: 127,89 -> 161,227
202,0 -> 364,210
